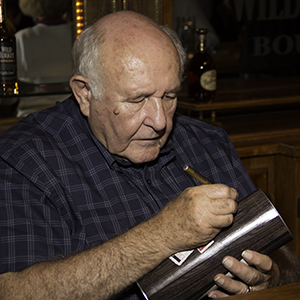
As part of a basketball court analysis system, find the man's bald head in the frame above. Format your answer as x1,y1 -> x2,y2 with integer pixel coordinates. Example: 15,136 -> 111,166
72,11 -> 186,100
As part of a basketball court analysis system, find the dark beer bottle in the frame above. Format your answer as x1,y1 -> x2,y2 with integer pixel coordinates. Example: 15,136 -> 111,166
187,28 -> 216,103
0,0 -> 19,118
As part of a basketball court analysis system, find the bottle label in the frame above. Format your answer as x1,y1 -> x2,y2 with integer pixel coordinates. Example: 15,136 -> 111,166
200,70 -> 217,91
0,42 -> 17,81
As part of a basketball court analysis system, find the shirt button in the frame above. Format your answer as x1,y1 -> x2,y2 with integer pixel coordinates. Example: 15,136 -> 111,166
146,179 -> 152,185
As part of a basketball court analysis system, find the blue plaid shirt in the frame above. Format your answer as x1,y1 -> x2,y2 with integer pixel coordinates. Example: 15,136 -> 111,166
0,96 -> 255,299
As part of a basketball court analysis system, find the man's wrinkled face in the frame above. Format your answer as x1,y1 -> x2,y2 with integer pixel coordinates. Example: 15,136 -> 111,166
84,33 -> 181,164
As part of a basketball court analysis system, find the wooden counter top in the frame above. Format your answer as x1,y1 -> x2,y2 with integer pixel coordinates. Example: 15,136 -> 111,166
222,110 -> 300,157
229,282 -> 300,300
177,75 -> 300,113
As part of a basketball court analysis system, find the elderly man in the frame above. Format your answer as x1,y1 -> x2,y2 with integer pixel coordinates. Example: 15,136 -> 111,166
0,11 -> 298,300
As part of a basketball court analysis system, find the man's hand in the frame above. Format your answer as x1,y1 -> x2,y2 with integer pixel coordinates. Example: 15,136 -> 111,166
208,250 -> 280,298
152,184 -> 238,254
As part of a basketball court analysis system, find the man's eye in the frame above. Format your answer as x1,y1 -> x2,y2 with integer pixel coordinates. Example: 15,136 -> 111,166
164,94 -> 177,100
129,97 -> 145,104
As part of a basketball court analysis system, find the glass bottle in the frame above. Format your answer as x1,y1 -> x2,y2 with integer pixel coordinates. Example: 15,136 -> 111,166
187,28 -> 216,103
0,0 -> 19,118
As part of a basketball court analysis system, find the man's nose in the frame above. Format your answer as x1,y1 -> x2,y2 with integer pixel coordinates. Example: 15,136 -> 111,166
143,97 -> 167,131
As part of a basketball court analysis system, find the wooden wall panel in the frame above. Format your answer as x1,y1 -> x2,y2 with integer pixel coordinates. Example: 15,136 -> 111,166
237,144 -> 300,262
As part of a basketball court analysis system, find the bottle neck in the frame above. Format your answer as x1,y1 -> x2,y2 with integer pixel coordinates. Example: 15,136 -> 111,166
199,33 -> 207,53
197,28 -> 208,53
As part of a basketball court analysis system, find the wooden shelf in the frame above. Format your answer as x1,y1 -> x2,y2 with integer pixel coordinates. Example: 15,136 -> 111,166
177,75 -> 300,113
222,110 -> 300,150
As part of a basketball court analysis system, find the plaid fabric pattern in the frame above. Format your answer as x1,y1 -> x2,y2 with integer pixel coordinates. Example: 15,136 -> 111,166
0,97 -> 255,299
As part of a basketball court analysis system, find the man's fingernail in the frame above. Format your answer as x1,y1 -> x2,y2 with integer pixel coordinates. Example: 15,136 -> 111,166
222,257 -> 233,268
242,250 -> 252,260
214,275 -> 224,285
208,292 -> 217,299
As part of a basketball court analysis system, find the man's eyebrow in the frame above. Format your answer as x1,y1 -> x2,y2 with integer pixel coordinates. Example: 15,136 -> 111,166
126,86 -> 181,100
165,86 -> 181,94
126,92 -> 151,101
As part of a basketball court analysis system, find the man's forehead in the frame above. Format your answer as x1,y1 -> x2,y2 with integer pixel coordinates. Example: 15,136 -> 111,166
102,30 -> 178,68
96,12 -> 181,83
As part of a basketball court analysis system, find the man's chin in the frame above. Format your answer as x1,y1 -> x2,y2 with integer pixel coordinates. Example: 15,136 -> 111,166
117,147 -> 160,165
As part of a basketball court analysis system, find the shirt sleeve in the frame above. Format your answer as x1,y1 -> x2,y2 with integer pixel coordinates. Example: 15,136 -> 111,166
0,155 -> 85,274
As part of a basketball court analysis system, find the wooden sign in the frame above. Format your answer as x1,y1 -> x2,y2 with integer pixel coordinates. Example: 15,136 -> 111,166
235,0 -> 300,77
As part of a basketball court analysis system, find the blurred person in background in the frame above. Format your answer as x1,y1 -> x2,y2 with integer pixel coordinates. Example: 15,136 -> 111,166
15,0 -> 73,85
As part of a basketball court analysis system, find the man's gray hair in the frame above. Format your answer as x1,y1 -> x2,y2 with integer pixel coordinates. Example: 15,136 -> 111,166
71,22 -> 187,100
160,25 -> 187,82
72,24 -> 106,100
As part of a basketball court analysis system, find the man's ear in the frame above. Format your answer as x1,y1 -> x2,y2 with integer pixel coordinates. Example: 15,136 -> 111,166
70,75 -> 92,117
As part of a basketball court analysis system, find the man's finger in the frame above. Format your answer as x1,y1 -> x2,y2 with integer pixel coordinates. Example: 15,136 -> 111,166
242,250 -> 273,273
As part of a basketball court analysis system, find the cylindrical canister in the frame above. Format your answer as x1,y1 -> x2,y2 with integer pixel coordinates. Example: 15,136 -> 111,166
137,189 -> 293,300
